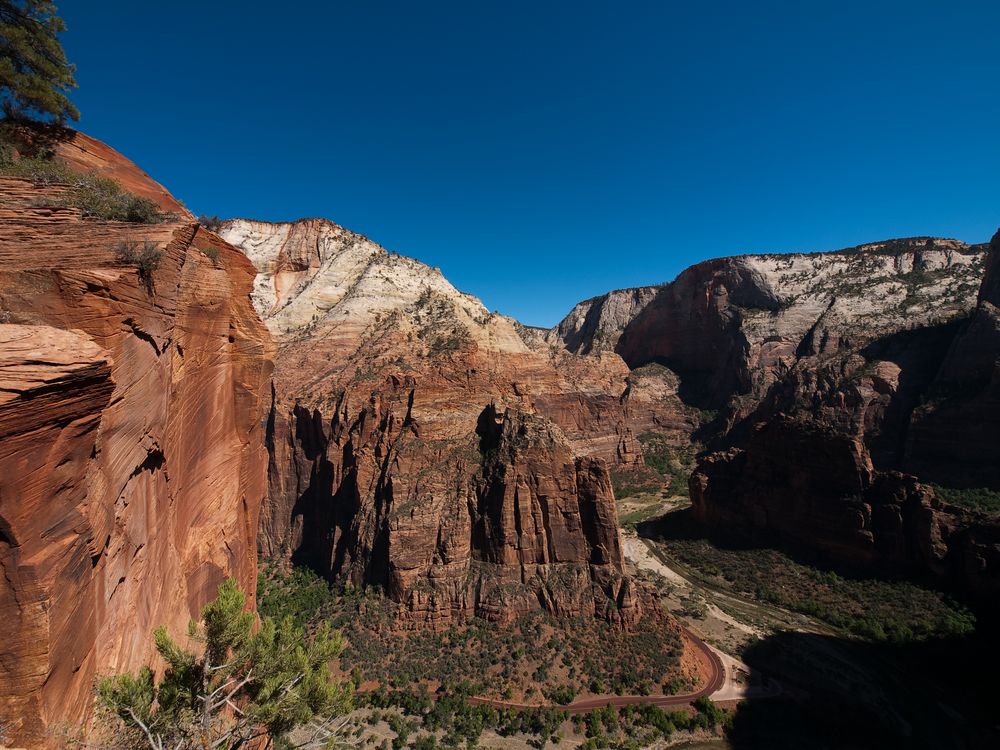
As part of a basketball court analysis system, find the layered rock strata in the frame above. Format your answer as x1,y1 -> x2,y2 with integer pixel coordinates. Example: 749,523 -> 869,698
0,142 -> 273,747
221,218 -> 644,626
686,233 -> 1000,599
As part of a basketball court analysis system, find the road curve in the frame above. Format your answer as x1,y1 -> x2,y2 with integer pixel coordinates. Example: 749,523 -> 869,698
468,625 -> 725,715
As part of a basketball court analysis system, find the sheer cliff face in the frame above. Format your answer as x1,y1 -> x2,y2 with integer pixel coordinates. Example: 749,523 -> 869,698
555,238 -> 985,409
0,150 -> 273,746
685,235 -> 1000,598
904,230 -> 1000,488
550,235 -> 998,596
221,218 -> 641,626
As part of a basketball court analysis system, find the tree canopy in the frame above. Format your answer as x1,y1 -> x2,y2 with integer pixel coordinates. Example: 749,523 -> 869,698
92,578 -> 353,750
0,0 -> 78,122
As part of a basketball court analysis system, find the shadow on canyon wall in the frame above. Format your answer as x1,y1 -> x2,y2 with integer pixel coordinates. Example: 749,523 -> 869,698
727,629 -> 999,750
638,510 -> 1000,750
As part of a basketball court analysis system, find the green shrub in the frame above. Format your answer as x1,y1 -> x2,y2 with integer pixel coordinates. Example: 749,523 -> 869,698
543,684 -> 577,705
94,579 -> 352,749
114,238 -> 163,276
0,155 -> 165,223
197,214 -> 224,232
201,245 -> 221,264
931,484 -> 1000,516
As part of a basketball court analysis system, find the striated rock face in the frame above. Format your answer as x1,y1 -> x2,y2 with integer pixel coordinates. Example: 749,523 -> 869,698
2,122 -> 190,217
221,217 -> 644,626
0,140 -> 273,746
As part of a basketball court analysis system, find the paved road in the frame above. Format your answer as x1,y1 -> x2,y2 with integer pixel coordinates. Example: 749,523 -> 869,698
468,626 -> 725,715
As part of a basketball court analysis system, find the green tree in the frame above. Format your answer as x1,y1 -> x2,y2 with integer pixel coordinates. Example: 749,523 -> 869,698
93,578 -> 353,750
0,0 -> 78,122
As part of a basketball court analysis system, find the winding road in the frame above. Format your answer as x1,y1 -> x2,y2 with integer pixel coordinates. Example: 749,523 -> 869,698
468,625 -> 725,715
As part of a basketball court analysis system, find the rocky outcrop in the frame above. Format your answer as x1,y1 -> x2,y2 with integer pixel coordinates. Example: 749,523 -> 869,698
0,139 -> 273,746
1,122 -> 190,217
221,217 -> 646,626
276,393 -> 638,628
690,417 -> 1000,598
552,286 -> 658,355
683,235 -> 1000,599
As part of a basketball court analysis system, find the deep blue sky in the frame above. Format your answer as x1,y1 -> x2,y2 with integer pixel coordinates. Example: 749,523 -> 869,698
60,1 -> 999,326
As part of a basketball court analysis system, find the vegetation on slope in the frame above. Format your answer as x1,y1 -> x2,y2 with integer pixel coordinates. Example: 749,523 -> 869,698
86,579 -> 352,750
0,150 -> 168,222
258,564 -> 688,701
931,483 -> 1000,516
641,512 -> 976,644
612,433 -> 696,502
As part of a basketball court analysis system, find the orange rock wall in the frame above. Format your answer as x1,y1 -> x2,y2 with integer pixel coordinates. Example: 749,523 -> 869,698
0,173 -> 273,746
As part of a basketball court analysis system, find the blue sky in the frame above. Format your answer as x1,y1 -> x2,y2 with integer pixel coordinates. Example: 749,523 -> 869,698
60,1 -> 999,326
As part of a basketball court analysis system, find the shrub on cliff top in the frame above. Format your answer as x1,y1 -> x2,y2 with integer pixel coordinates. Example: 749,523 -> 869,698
0,154 -> 166,222
197,214 -> 224,232
113,238 -> 162,276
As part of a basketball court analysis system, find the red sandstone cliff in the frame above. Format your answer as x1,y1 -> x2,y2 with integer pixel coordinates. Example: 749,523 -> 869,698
0,137 -> 273,746
221,218 -> 643,626
689,417 -> 1000,598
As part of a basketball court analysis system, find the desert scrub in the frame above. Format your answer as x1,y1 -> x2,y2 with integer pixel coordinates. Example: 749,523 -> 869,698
0,155 -> 166,223
113,238 -> 163,276
259,563 -> 686,699
646,516 -> 976,643
931,484 -> 1000,516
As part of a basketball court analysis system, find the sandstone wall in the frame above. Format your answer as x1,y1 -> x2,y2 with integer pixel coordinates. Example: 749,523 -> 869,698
690,417 -> 1000,599
0,167 -> 273,746
221,217 -> 643,626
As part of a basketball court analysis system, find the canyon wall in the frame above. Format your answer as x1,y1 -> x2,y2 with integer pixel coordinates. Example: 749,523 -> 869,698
556,238 -> 985,413
682,234 -> 1000,597
689,417 -> 1000,598
221,218 -> 644,627
904,230 -> 1000,488
553,235 -> 999,596
0,136 -> 273,746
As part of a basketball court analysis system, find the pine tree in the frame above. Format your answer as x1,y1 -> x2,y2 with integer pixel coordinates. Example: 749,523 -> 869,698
92,579 -> 354,750
0,1 -> 78,122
